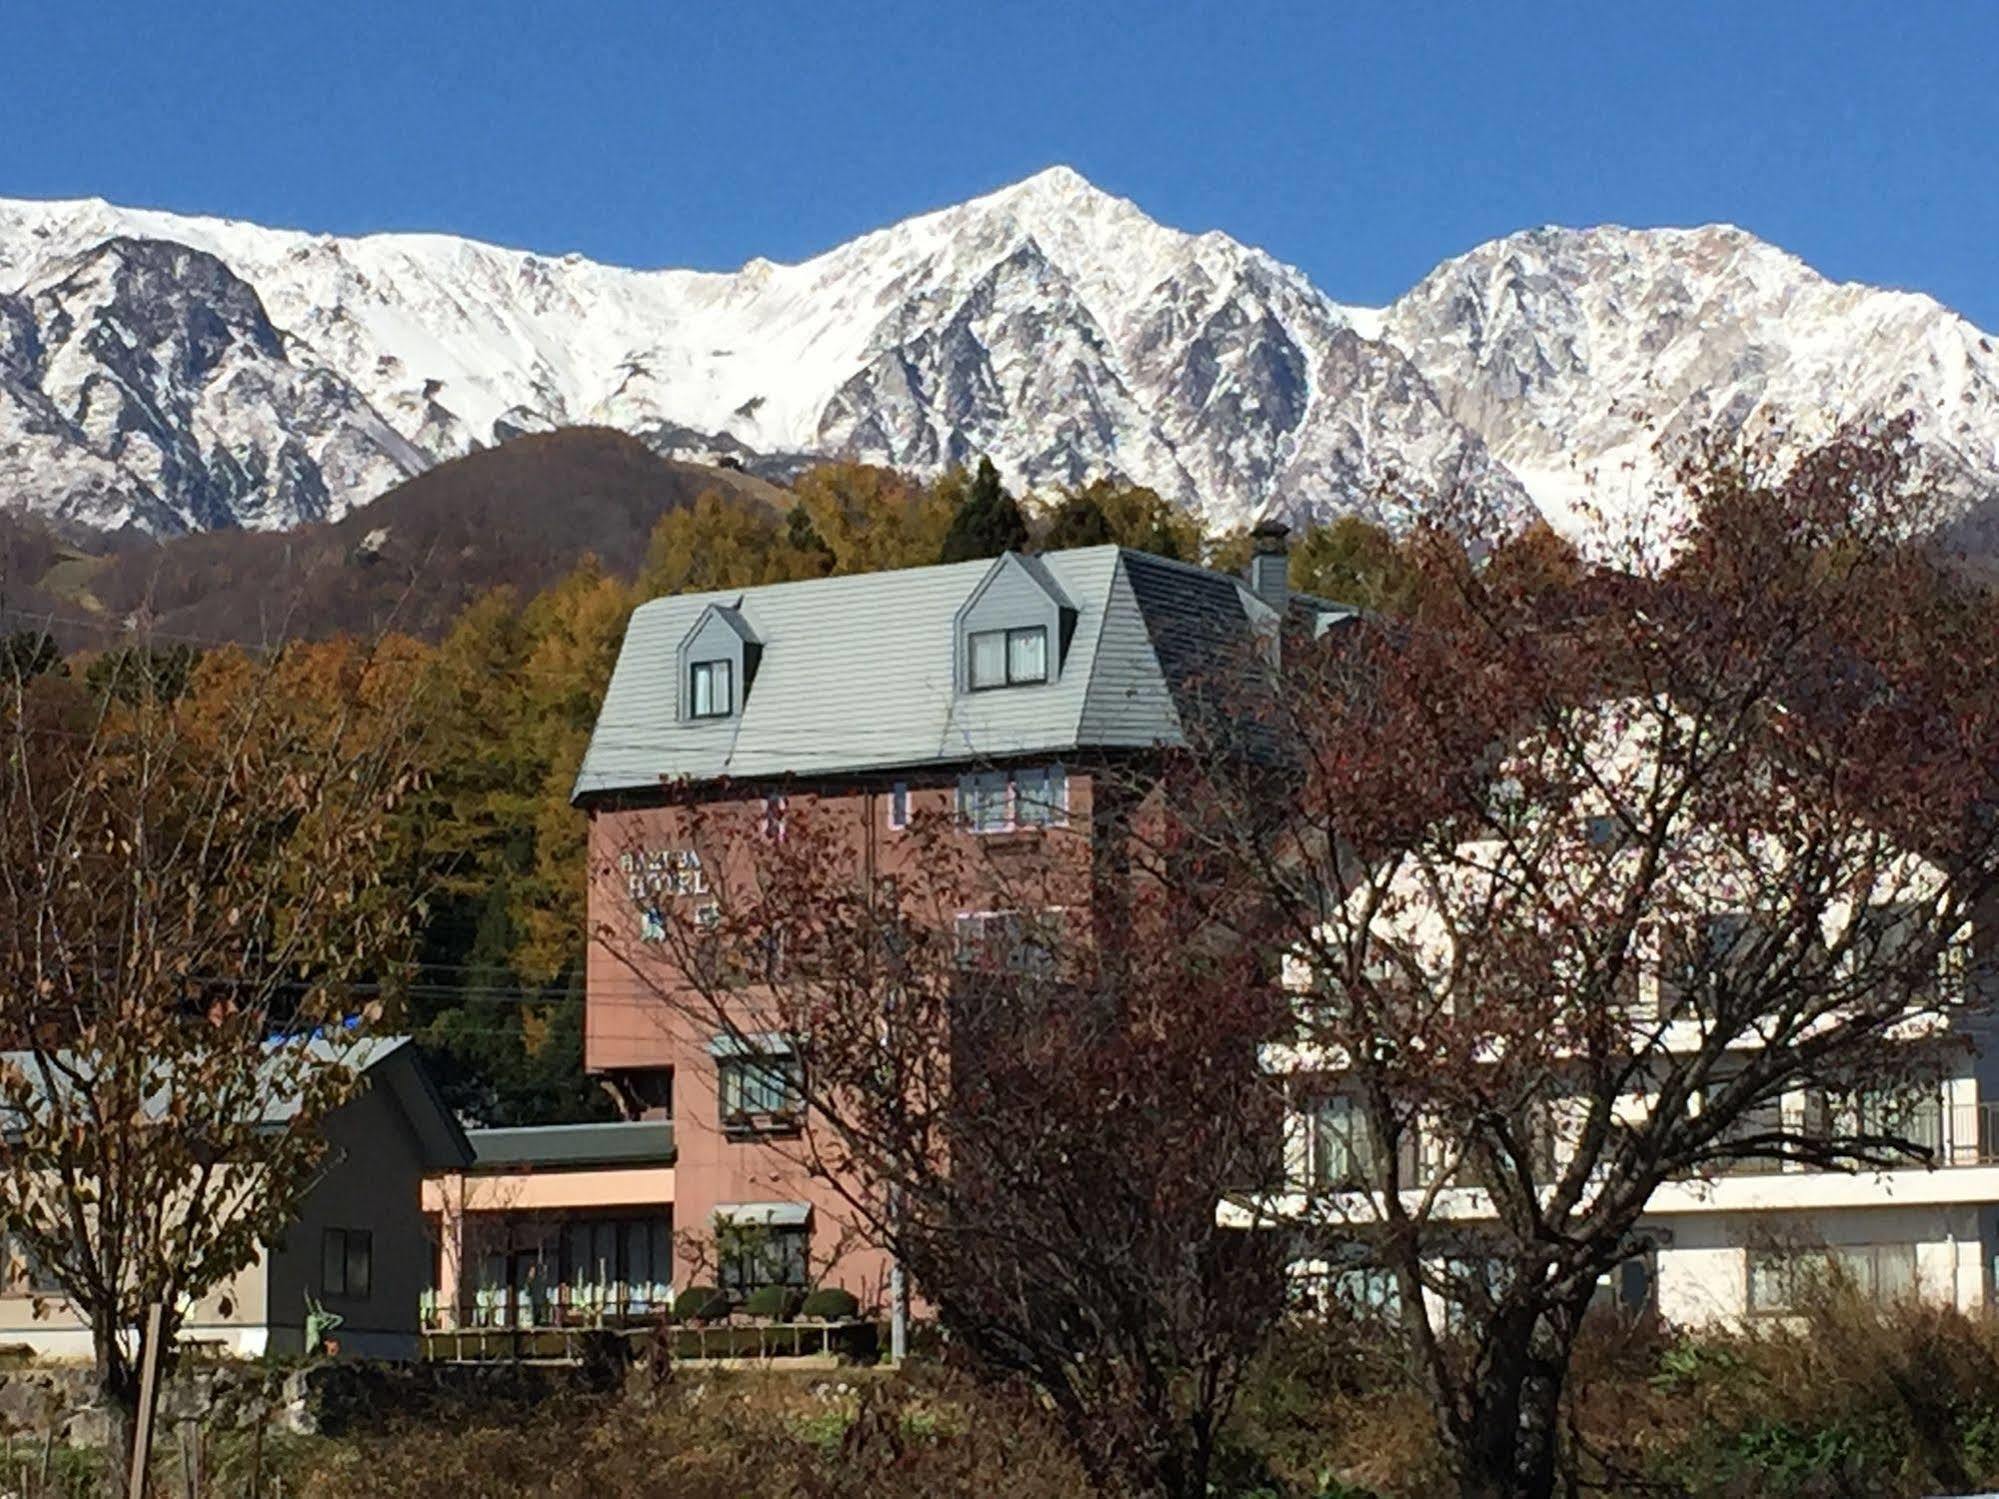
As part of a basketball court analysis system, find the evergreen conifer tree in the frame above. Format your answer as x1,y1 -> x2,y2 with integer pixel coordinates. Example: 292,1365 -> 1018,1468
937,457 -> 1030,562
1041,491 -> 1116,550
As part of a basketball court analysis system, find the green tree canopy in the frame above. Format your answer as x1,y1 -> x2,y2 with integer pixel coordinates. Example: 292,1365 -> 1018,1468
84,643 -> 200,704
1290,513 -> 1425,615
937,457 -> 1030,563
0,630 -> 59,681
1041,478 -> 1202,560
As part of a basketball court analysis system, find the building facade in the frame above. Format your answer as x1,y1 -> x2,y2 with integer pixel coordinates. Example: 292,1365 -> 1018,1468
0,1037 -> 468,1361
1254,714 -> 1999,1330
422,1119 -> 676,1338
572,535 -> 1338,1301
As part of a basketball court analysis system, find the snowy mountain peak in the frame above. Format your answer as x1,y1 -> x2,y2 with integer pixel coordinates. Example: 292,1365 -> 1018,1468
0,180 -> 1994,547
1382,220 -> 1999,538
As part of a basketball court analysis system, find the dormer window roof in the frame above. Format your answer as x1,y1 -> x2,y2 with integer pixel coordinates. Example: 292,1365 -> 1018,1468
676,601 -> 761,723
954,552 -> 1075,695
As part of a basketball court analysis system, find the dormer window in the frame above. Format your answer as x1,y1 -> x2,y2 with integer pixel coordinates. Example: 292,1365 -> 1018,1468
968,626 -> 1049,690
953,553 -> 1075,697
690,659 -> 734,718
677,601 -> 759,725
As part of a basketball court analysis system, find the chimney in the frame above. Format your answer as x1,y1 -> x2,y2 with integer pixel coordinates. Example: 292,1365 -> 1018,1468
1246,519 -> 1290,614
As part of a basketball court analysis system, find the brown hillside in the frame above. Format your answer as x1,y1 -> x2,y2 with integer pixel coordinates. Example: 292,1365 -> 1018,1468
46,428 -> 783,648
0,509 -> 87,641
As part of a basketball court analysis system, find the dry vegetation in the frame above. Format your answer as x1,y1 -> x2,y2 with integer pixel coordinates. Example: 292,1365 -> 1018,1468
294,1368 -> 1092,1499
212,1295 -> 1999,1499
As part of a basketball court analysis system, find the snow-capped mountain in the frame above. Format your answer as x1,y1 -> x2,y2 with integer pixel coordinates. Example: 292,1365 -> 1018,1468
0,168 -> 1994,542
1382,224 -> 1999,542
1,236 -> 422,531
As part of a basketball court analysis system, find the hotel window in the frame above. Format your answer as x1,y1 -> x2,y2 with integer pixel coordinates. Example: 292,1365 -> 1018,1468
322,1228 -> 373,1301
1306,1095 -> 1381,1191
888,781 -> 909,831
559,1216 -> 672,1315
958,771 -> 1010,833
719,1224 -> 810,1296
1014,765 -> 1067,826
1746,1242 -> 1918,1313
2,1235 -> 63,1295
761,793 -> 788,842
956,765 -> 1067,833
954,910 -> 1058,978
718,1048 -> 804,1130
968,625 -> 1049,689
689,659 -> 734,718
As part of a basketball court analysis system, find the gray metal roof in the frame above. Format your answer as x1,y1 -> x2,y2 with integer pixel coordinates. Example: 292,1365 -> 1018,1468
466,1120 -> 676,1170
574,545 -> 1285,798
1,1035 -> 474,1170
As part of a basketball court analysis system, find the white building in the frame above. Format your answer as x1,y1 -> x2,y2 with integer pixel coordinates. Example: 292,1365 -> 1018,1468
1265,1059 -> 1999,1326
1249,701 -> 1997,1329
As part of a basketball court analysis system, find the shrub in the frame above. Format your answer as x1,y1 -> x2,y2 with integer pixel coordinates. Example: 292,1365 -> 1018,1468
799,1287 -> 860,1321
675,1285 -> 728,1323
742,1286 -> 802,1321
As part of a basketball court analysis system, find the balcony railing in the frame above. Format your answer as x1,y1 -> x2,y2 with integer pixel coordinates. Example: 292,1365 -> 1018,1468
1295,1096 -> 1999,1200
1947,1101 -> 1999,1166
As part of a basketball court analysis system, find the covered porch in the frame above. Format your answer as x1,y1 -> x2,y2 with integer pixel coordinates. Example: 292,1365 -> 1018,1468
422,1120 -> 676,1334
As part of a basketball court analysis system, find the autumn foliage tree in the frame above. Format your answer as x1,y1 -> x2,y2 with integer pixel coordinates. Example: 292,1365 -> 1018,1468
0,634 -> 429,1489
601,792 -> 1291,1499
1161,426 -> 1999,1499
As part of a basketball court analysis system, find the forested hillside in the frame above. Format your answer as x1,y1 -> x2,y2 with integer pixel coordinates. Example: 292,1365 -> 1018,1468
0,452 -> 1547,1123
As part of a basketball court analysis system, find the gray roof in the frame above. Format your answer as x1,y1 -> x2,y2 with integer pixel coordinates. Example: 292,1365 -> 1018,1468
1,1034 -> 473,1170
466,1120 -> 676,1170
574,545 -> 1289,798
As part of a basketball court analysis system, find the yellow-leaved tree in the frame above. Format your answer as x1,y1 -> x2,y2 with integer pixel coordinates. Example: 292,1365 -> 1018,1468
0,634 -> 429,1491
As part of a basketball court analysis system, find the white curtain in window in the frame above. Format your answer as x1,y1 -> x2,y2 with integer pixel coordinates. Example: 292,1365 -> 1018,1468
1008,627 -> 1047,682
959,772 -> 1010,831
692,659 -> 733,716
969,631 -> 1006,687
1016,765 -> 1065,825
1311,1096 -> 1378,1188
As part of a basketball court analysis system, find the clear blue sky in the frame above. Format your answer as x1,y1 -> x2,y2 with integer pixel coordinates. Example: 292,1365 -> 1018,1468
8,2 -> 1996,326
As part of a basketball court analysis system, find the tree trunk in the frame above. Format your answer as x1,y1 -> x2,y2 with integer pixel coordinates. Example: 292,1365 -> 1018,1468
1455,1364 -> 1563,1499
94,1369 -> 137,1499
1443,1305 -> 1578,1499
96,1311 -> 164,1499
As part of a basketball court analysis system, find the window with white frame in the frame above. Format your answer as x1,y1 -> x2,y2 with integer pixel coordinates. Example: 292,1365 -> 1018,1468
717,1046 -> 804,1130
954,910 -> 1060,977
967,625 -> 1049,689
1014,765 -> 1066,826
888,781 -> 909,830
1746,1242 -> 1918,1313
689,659 -> 734,718
956,765 -> 1066,833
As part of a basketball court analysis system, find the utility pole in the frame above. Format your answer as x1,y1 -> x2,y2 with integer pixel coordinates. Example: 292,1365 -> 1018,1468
890,1252 -> 908,1365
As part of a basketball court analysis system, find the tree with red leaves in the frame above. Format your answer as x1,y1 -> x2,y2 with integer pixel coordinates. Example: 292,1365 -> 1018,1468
602,784 -> 1291,1499
1164,425 -> 1999,1499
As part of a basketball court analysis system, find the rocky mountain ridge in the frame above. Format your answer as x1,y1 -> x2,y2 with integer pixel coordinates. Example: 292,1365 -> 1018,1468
1,168 -> 1993,543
